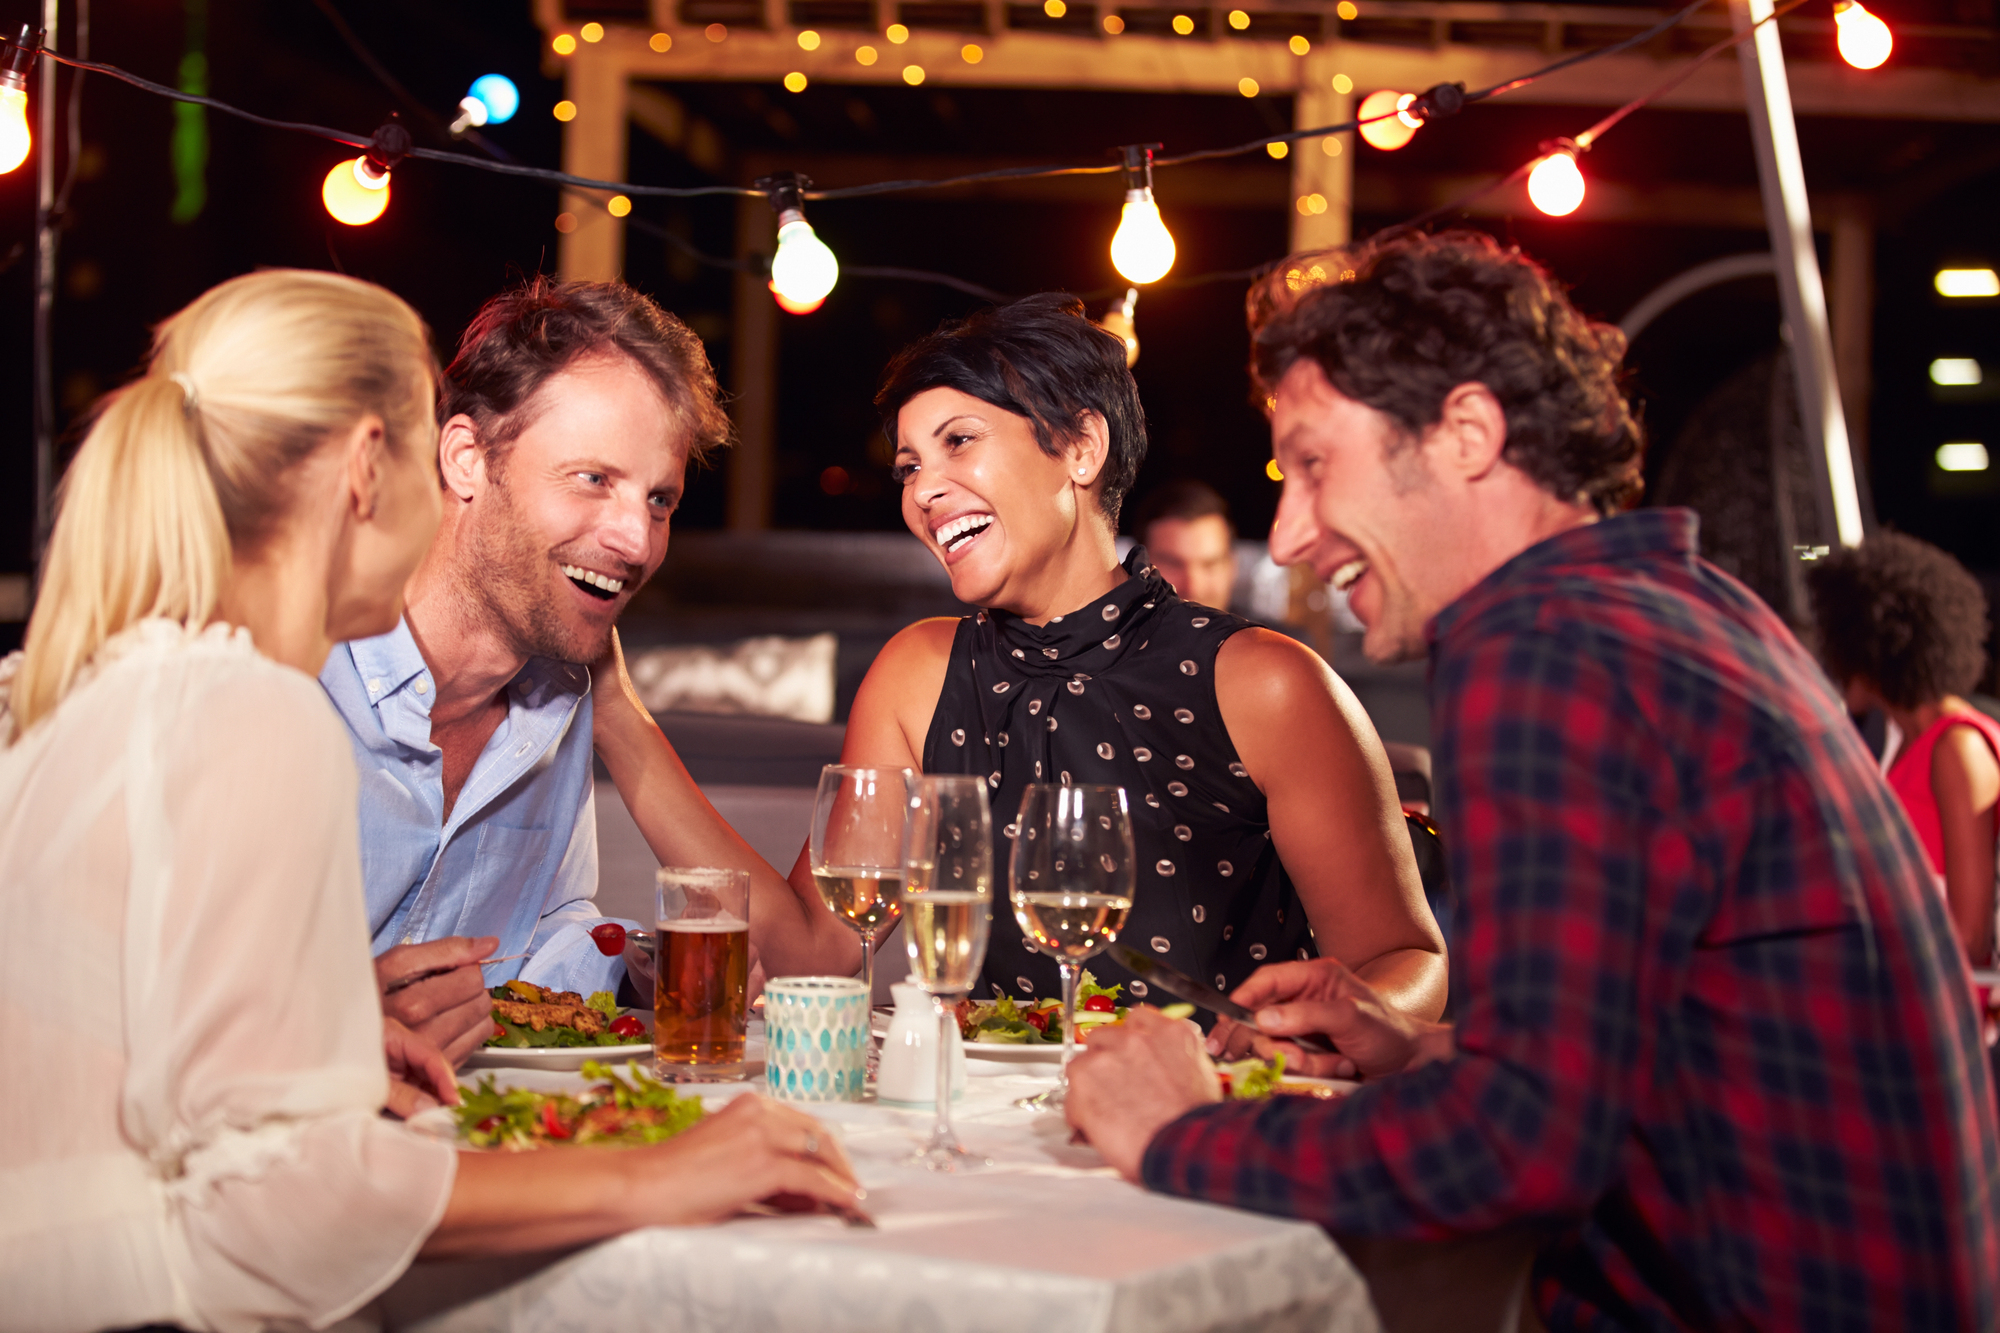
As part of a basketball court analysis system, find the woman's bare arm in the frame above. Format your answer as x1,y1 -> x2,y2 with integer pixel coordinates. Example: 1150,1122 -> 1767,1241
421,1094 -> 861,1257
1932,719 -> 2000,965
1214,629 -> 1446,1022
779,618 -> 958,947
589,631 -> 851,978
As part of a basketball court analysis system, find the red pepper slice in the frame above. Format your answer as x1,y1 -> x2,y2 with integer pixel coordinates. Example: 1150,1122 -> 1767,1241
540,1100 -> 573,1140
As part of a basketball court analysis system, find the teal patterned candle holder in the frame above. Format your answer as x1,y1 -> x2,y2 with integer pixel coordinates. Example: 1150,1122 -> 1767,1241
764,976 -> 869,1102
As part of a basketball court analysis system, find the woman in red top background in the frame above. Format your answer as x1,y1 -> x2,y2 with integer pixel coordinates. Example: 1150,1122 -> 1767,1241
1809,531 -> 2000,968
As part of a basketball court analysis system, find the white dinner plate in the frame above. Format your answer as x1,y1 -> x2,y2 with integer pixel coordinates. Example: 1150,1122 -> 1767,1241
463,1008 -> 653,1072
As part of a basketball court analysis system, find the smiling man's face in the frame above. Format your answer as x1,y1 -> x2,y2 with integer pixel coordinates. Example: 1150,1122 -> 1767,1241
461,353 -> 686,664
1267,359 -> 1455,664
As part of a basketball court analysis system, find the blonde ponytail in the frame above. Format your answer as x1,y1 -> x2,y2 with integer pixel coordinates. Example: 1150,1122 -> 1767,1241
12,269 -> 435,735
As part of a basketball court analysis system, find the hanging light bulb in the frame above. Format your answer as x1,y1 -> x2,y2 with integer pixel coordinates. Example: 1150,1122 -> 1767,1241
451,74 -> 521,135
1527,141 -> 1586,217
322,120 -> 411,227
757,172 -> 839,314
1110,143 -> 1176,285
1098,287 -> 1140,366
0,25 -> 41,176
1834,0 -> 1892,69
1356,89 -> 1420,151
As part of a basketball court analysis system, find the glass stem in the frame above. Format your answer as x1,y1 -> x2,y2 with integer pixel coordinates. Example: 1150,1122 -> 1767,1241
859,929 -> 875,999
933,995 -> 956,1137
1058,959 -> 1080,1090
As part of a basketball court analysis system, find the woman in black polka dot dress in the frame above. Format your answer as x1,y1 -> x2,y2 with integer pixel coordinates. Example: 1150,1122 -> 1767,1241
784,294 -> 1446,1027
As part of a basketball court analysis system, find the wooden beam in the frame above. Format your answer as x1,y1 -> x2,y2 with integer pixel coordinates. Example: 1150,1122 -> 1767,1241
558,47 -> 632,280
1291,50 -> 1353,250
729,193 -> 779,531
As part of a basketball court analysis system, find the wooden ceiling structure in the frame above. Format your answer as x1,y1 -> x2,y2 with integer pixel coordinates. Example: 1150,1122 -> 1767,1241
531,0 -> 2000,529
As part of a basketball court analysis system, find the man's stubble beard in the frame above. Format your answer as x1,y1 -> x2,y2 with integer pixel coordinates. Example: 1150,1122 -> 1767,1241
462,474 -> 617,666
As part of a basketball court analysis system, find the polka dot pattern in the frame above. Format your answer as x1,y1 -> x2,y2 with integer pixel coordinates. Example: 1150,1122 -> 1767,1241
920,547 -> 1318,1008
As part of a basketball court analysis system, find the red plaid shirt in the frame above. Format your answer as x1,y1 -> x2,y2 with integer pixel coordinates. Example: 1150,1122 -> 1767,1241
1142,510 -> 2000,1330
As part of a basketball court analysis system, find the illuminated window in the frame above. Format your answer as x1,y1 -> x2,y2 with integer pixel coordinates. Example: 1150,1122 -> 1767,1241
1937,442 -> 1990,472
1936,268 -> 1999,298
1931,358 -> 1983,386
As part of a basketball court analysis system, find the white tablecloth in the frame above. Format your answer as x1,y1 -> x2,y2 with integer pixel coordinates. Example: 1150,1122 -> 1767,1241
376,1047 -> 1380,1333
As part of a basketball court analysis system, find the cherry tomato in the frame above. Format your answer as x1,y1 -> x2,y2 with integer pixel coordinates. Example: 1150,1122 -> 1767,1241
590,921 -> 627,956
609,1014 -> 646,1040
1083,995 -> 1115,1012
540,1100 -> 573,1140
1021,1009 -> 1048,1033
475,1116 -> 503,1134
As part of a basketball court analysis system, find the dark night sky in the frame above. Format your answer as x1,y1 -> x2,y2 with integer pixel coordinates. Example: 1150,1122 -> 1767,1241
0,0 -> 1993,589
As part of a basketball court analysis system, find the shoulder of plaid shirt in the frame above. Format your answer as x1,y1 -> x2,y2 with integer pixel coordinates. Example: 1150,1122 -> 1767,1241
1141,510 -> 2000,1331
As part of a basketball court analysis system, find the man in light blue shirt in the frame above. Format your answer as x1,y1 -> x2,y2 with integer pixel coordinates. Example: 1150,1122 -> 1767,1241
326,279 -> 734,1063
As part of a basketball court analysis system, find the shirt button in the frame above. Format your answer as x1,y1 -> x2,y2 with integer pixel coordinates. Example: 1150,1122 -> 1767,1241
367,678 -> 382,693
415,679 -> 429,694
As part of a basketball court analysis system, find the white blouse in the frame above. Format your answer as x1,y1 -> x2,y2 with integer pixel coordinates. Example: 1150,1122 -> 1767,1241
0,621 -> 456,1333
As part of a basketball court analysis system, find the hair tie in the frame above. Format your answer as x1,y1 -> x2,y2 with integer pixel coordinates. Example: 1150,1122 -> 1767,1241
168,372 -> 199,416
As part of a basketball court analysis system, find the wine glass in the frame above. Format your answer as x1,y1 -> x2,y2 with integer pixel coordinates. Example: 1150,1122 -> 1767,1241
810,765 -> 915,1004
1009,783 -> 1136,1112
901,774 -> 993,1171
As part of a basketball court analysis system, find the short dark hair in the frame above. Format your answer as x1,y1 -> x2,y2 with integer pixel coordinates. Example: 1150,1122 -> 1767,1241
1805,531 -> 1990,709
441,277 -> 730,469
1130,479 -> 1231,539
1247,231 -> 1642,514
875,292 -> 1148,523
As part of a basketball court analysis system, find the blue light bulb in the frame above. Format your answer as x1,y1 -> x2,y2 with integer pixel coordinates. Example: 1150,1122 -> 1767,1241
469,74 -> 519,125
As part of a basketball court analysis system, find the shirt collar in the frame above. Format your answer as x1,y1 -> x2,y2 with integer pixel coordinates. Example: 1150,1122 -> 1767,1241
1427,507 -> 1702,648
346,616 -> 592,712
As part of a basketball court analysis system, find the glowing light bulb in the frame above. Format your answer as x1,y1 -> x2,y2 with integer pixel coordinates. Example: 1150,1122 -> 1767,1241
322,156 -> 391,226
0,85 -> 28,174
1111,193 -> 1175,285
1527,149 -> 1585,217
1357,89 -> 1418,150
470,74 -> 520,124
1835,1 -> 1892,69
770,220 -> 838,312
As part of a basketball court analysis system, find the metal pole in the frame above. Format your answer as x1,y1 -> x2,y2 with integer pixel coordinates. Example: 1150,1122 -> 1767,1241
31,0 -> 58,573
1729,0 -> 1866,548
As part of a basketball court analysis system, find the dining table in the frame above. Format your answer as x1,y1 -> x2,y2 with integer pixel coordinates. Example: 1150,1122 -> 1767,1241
370,1025 -> 1383,1333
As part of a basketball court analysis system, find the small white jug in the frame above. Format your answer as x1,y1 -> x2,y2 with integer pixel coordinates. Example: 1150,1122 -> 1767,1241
876,976 -> 967,1106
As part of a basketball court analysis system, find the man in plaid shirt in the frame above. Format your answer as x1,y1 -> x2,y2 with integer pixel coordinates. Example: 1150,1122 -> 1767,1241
1066,232 -> 2000,1329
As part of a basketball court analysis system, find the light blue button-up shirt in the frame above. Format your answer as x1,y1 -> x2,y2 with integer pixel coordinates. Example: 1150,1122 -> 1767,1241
320,619 -> 635,996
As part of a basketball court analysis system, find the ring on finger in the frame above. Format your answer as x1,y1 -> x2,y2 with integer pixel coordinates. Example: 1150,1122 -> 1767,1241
804,1131 -> 821,1157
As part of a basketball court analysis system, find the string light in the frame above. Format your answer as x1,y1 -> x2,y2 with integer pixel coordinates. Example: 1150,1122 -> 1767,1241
1103,14 -> 1125,32
798,29 -> 822,50
1110,144 -> 1176,285
450,74 -> 519,135
322,120 -> 410,227
1098,287 -> 1140,366
1834,0 -> 1892,69
551,33 -> 576,55
784,72 -> 808,92
1930,358 -> 1983,386
0,25 -> 38,175
649,32 -> 672,51
1357,90 -> 1420,150
580,22 -> 605,43
887,23 -> 910,42
856,45 -> 879,64
759,172 -> 840,314
1526,141 -> 1585,216
1936,268 -> 2000,298
1937,443 -> 1989,472
1290,35 -> 1311,54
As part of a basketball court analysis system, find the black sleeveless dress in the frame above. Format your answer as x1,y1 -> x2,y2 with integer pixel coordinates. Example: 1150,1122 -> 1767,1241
921,547 -> 1318,1007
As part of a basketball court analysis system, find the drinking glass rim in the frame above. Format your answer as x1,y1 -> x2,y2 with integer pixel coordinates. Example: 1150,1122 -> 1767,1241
655,865 -> 753,886
764,975 -> 871,996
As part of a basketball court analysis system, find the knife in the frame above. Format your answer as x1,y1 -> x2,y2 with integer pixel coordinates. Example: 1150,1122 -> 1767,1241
1110,944 -> 1337,1056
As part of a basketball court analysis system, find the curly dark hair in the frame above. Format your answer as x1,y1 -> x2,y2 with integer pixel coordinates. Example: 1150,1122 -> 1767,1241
1246,231 -> 1642,514
875,292 -> 1147,523
441,276 -> 731,471
1805,531 -> 1991,709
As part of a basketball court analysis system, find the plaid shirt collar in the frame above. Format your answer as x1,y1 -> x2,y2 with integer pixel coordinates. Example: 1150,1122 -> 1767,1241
1426,507 -> 1702,651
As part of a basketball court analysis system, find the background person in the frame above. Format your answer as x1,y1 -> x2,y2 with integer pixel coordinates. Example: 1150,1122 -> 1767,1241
1064,232 -> 2000,1330
0,270 -> 859,1333
1807,531 -> 2000,969
1129,478 -> 1238,611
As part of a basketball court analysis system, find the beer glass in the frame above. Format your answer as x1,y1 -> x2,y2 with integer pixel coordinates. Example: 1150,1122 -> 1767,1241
654,866 -> 751,1081
901,774 -> 992,1170
809,765 -> 916,1001
1010,784 -> 1136,1112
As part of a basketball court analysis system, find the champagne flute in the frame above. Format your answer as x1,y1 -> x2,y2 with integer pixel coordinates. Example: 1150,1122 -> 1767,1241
810,765 -> 915,1003
901,774 -> 993,1171
1009,784 -> 1136,1112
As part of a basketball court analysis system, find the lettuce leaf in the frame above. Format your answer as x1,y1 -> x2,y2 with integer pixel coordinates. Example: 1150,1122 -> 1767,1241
585,990 -> 620,1022
1077,970 -> 1122,1003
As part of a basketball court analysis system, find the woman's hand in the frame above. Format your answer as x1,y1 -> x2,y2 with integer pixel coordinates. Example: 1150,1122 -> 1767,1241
383,1015 -> 460,1118
376,935 -> 500,1067
629,1094 -> 863,1224
1207,956 -> 1455,1080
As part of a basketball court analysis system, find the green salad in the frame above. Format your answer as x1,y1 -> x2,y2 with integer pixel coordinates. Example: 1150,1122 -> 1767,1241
958,972 -> 1134,1044
484,981 -> 647,1049
453,1060 -> 706,1149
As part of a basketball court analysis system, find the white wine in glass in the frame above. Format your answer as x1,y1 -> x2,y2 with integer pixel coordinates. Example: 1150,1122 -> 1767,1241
902,774 -> 993,1171
810,766 -> 915,1002
1009,783 -> 1136,1112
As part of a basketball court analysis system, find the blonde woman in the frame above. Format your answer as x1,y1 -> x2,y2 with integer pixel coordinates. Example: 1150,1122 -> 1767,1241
0,270 -> 859,1333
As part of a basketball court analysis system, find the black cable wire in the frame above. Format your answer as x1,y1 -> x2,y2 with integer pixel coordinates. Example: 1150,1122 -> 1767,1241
306,0 -> 514,163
